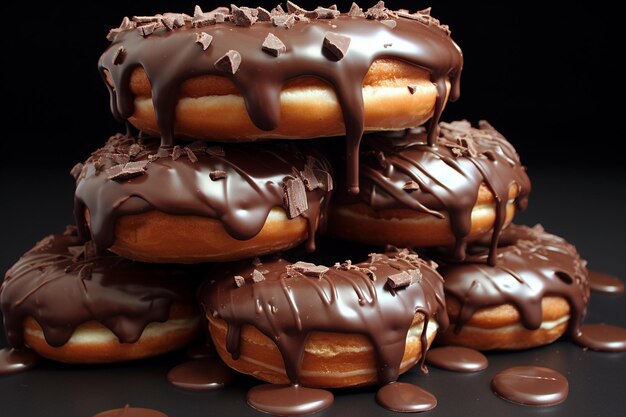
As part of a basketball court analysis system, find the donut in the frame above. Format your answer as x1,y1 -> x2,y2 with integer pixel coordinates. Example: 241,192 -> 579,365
329,120 -> 531,264
199,247 -> 448,388
433,224 -> 590,350
100,3 -> 463,192
0,227 -> 204,363
73,133 -> 333,264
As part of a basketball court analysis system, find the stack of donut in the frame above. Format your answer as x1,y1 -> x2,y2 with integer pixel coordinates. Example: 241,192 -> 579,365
0,2 -> 596,416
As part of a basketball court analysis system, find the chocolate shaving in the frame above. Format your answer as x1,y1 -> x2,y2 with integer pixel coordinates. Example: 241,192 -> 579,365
381,19 -> 397,28
210,170 -> 227,180
78,263 -> 94,280
314,7 -> 340,19
195,32 -> 213,50
262,33 -> 287,57
272,14 -> 296,29
251,269 -> 266,283
214,50 -> 241,74
286,1 -> 307,15
419,7 -> 432,16
365,1 -> 393,20
257,7 -> 272,21
397,11 -> 430,25
112,46 -> 126,65
137,23 -> 157,37
184,147 -> 198,163
291,261 -> 329,278
132,16 -> 161,24
161,14 -> 185,30
171,145 -> 184,161
407,85 -> 417,94
403,181 -> 420,191
234,275 -> 246,288
348,2 -> 365,17
106,160 -> 149,181
83,240 -> 97,261
387,271 -> 412,289
70,163 -> 84,180
206,145 -> 225,157
128,143 -> 142,158
283,177 -> 308,218
323,32 -> 351,60
231,5 -> 258,27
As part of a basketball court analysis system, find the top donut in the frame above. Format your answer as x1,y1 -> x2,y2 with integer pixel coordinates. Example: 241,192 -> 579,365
100,2 -> 463,193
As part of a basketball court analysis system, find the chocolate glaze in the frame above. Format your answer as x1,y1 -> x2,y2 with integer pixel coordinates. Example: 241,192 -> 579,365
247,384 -> 333,416
100,5 -> 463,193
436,224 -> 590,343
491,366 -> 568,406
0,229 -> 202,348
588,271 -> 624,294
576,323 -> 626,352
199,248 -> 447,385
73,133 -> 332,253
375,381 -> 437,412
334,120 -> 530,263
0,348 -> 39,375
167,358 -> 235,391
425,346 -> 488,372
92,405 -> 168,417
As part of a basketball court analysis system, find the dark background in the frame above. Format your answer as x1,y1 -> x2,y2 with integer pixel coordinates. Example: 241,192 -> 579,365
0,1 -> 624,170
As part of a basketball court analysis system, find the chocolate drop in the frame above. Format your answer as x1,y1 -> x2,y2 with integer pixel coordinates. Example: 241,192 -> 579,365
0,348 -> 39,375
375,382 -> 437,412
588,271 -> 625,295
167,358 -> 235,391
575,323 -> 626,352
247,384 -> 333,416
91,405 -> 168,417
425,346 -> 487,372
491,366 -> 568,406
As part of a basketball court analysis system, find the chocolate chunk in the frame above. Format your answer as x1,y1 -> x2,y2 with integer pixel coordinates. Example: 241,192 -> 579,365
70,163 -> 84,180
381,19 -> 396,28
206,145 -> 225,157
161,14 -> 185,30
132,16 -> 161,24
286,1 -> 307,14
192,15 -> 216,27
257,7 -> 272,21
403,181 -> 420,191
365,1 -> 393,20
83,240 -> 97,261
314,7 -> 340,19
112,46 -> 126,65
106,160 -> 149,181
128,143 -> 142,158
171,145 -> 184,160
214,12 -> 226,23
251,269 -> 266,283
408,268 -> 423,284
137,22 -> 157,37
407,85 -> 417,94
272,14 -> 296,29
234,275 -> 246,287
300,164 -> 323,191
210,170 -> 227,180
78,263 -> 94,280
283,177 -> 308,218
314,169 -> 333,192
262,33 -> 286,57
348,2 -> 365,17
214,50 -> 241,74
231,5 -> 258,27
195,32 -> 213,50
397,11 -> 430,25
292,261 -> 329,278
418,7 -> 432,16
147,147 -> 170,162
271,5 -> 286,15
193,5 -> 204,17
323,32 -> 351,60
387,271 -> 412,289
184,147 -> 198,163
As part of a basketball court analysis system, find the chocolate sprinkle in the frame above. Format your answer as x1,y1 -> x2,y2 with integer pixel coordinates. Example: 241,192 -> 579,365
323,32 -> 351,60
214,50 -> 241,74
262,33 -> 287,57
105,160 -> 149,181
195,32 -> 213,50
283,177 -> 308,218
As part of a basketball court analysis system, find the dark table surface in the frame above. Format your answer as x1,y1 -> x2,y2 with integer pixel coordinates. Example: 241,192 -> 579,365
1,165 -> 625,417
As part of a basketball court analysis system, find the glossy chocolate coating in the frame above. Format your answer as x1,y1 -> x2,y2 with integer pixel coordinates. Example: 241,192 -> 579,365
0,228 -> 202,348
491,366 -> 568,406
100,6 -> 463,193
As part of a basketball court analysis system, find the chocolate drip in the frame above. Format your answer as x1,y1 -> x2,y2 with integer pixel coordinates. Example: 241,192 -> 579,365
100,7 -> 463,193
491,366 -> 568,406
200,249 -> 448,385
247,384 -> 333,416
336,120 -> 530,263
92,405 -> 169,417
73,133 -> 332,253
167,358 -> 235,391
0,230 -> 202,348
0,348 -> 39,375
437,224 -> 590,341
375,382 -> 437,412
425,346 -> 488,372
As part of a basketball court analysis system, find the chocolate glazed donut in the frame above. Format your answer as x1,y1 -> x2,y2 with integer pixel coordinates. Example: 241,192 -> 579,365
0,227 -> 204,363
199,248 -> 448,388
434,224 -> 590,350
329,120 -> 531,264
73,133 -> 333,263
100,3 -> 463,193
